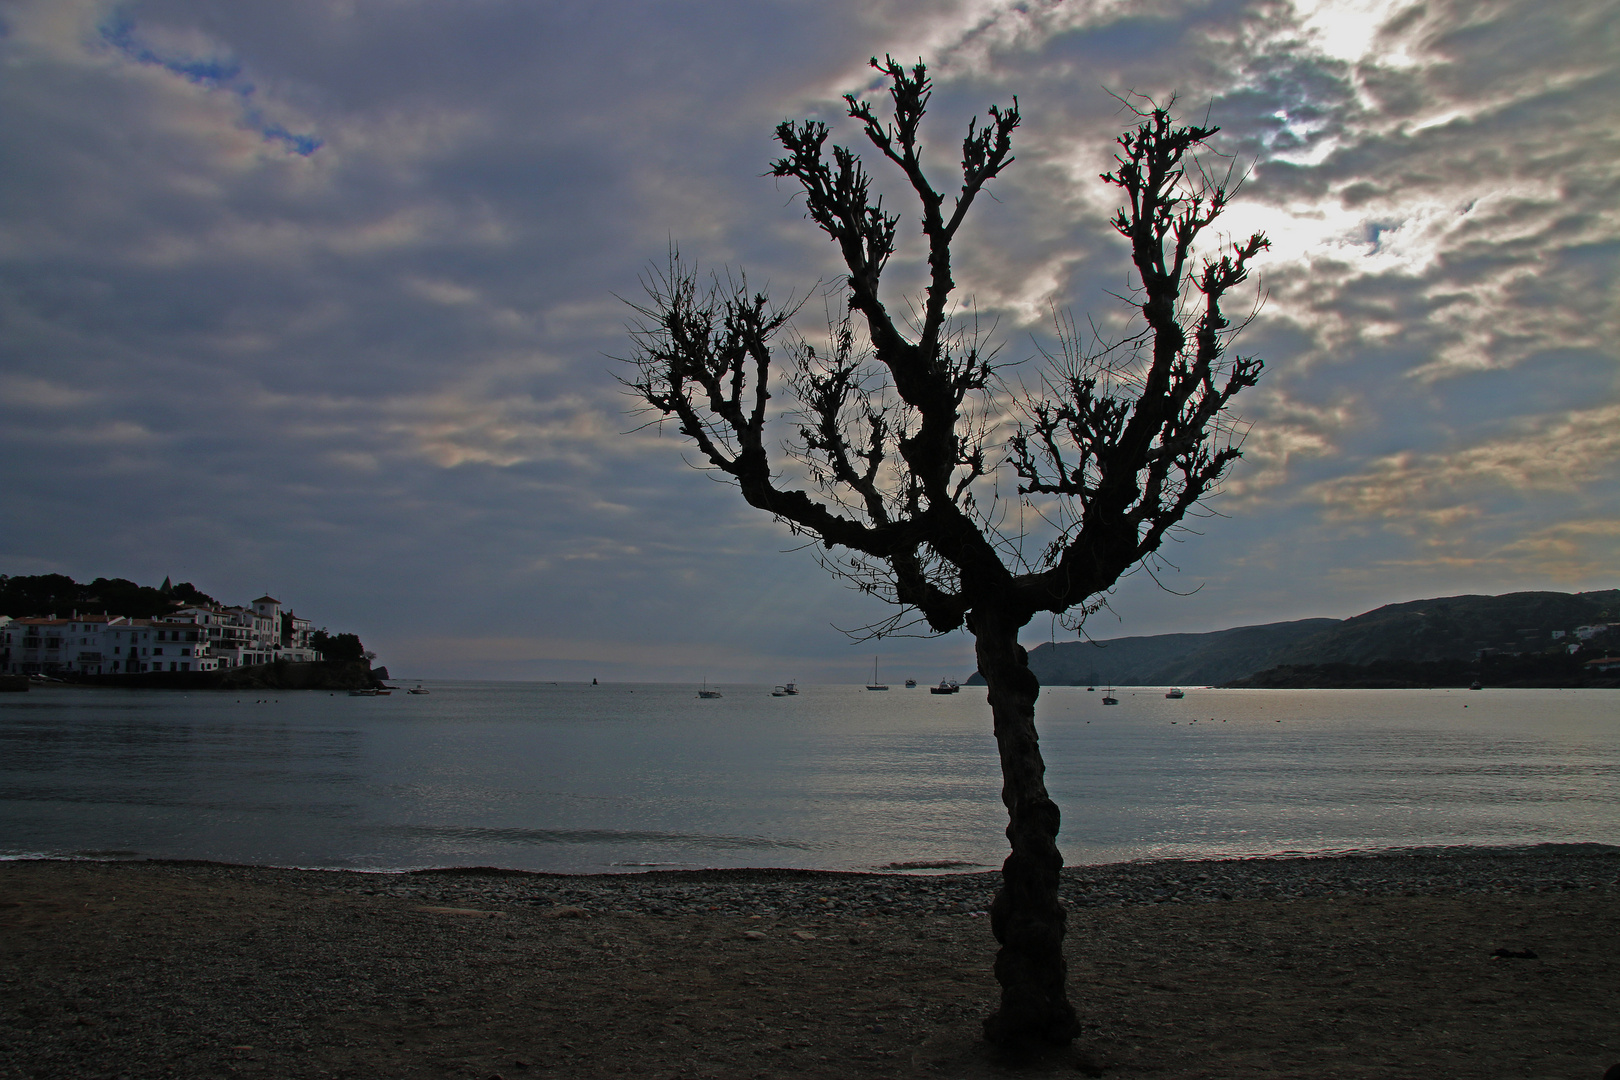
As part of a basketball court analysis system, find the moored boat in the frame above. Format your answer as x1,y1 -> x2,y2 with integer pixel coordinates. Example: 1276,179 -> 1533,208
1165,688 -> 1185,699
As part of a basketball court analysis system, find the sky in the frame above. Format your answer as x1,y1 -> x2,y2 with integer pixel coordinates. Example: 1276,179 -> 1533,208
1,0 -> 1616,683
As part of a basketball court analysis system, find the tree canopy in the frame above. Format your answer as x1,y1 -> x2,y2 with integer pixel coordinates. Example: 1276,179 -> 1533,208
625,57 -> 1268,1045
0,573 -> 219,619
309,630 -> 366,663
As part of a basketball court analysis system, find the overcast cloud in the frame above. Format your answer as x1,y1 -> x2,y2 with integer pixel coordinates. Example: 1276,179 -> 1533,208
2,0 -> 1615,681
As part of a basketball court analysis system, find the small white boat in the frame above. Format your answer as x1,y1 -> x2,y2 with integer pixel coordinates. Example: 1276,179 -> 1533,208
865,656 -> 888,691
929,679 -> 959,695
1165,688 -> 1184,699
905,678 -> 917,688
771,681 -> 800,697
407,685 -> 430,695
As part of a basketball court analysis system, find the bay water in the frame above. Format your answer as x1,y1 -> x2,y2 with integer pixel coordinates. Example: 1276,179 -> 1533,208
1,682 -> 1615,873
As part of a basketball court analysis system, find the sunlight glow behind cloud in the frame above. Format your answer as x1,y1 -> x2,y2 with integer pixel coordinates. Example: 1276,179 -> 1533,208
0,0 -> 1614,676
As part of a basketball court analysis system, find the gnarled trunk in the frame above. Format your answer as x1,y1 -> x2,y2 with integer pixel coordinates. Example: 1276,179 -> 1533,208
973,608 -> 1079,1045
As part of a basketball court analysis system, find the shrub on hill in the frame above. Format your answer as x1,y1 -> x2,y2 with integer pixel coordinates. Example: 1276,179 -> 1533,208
0,573 -> 219,618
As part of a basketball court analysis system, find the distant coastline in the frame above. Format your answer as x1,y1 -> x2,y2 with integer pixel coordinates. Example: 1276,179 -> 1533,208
967,588 -> 1619,688
1222,658 -> 1620,690
1,572 -> 377,684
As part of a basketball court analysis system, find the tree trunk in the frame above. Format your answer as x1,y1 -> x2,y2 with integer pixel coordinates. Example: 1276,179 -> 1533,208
973,608 -> 1080,1045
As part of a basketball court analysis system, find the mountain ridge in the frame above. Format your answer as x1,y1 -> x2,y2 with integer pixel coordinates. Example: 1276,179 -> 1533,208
966,588 -> 1619,687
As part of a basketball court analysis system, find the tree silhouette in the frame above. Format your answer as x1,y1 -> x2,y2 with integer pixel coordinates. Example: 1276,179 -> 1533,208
626,58 -> 1267,1044
310,630 -> 365,663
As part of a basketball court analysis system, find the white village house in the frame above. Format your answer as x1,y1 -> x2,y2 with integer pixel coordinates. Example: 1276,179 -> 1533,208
1,595 -> 321,676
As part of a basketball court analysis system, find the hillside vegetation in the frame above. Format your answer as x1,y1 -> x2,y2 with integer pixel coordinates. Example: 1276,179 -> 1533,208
0,573 -> 218,618
999,618 -> 1340,687
971,589 -> 1620,688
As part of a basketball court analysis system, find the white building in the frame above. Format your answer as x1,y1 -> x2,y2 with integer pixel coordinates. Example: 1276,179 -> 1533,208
163,605 -> 258,667
246,595 -> 318,663
158,596 -> 319,667
0,614 -> 215,675
1,592 -> 336,675
1,615 -> 114,675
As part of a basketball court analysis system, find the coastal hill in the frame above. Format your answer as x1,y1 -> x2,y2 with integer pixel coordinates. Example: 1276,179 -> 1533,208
0,573 -> 218,619
1265,589 -> 1618,667
967,589 -> 1619,687
986,618 -> 1341,688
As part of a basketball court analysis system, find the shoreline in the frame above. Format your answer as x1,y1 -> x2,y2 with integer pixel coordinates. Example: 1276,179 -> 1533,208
5,847 -> 1618,1079
6,842 -> 1619,916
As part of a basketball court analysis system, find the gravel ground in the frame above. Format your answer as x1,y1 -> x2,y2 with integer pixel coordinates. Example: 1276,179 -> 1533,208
356,843 -> 1620,917
4,846 -> 1618,1080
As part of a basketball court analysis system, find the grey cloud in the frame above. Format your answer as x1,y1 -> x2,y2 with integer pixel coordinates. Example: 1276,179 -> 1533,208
1,0 -> 1614,675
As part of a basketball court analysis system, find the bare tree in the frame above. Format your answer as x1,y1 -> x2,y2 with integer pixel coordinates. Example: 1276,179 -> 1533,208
625,58 -> 1267,1045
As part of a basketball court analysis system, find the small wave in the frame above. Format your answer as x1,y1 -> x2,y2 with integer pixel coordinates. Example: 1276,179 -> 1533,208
880,859 -> 986,871
1,849 -> 145,862
382,824 -> 818,851
1107,840 -> 1620,867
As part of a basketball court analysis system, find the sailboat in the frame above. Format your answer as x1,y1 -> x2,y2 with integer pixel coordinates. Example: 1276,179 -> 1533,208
865,656 -> 889,691
1102,685 -> 1119,705
697,679 -> 722,699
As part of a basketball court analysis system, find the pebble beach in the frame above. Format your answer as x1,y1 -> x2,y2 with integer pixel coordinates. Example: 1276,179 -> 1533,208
5,845 -> 1619,1080
367,843 -> 1620,917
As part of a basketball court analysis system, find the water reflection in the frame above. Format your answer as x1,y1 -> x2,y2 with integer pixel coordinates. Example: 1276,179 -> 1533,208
1,683 -> 1616,872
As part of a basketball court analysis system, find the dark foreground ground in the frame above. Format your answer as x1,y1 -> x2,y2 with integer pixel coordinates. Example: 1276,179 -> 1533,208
3,849 -> 1618,1080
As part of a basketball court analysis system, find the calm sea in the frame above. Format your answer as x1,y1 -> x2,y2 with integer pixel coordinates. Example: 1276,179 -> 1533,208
1,682 -> 1616,873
